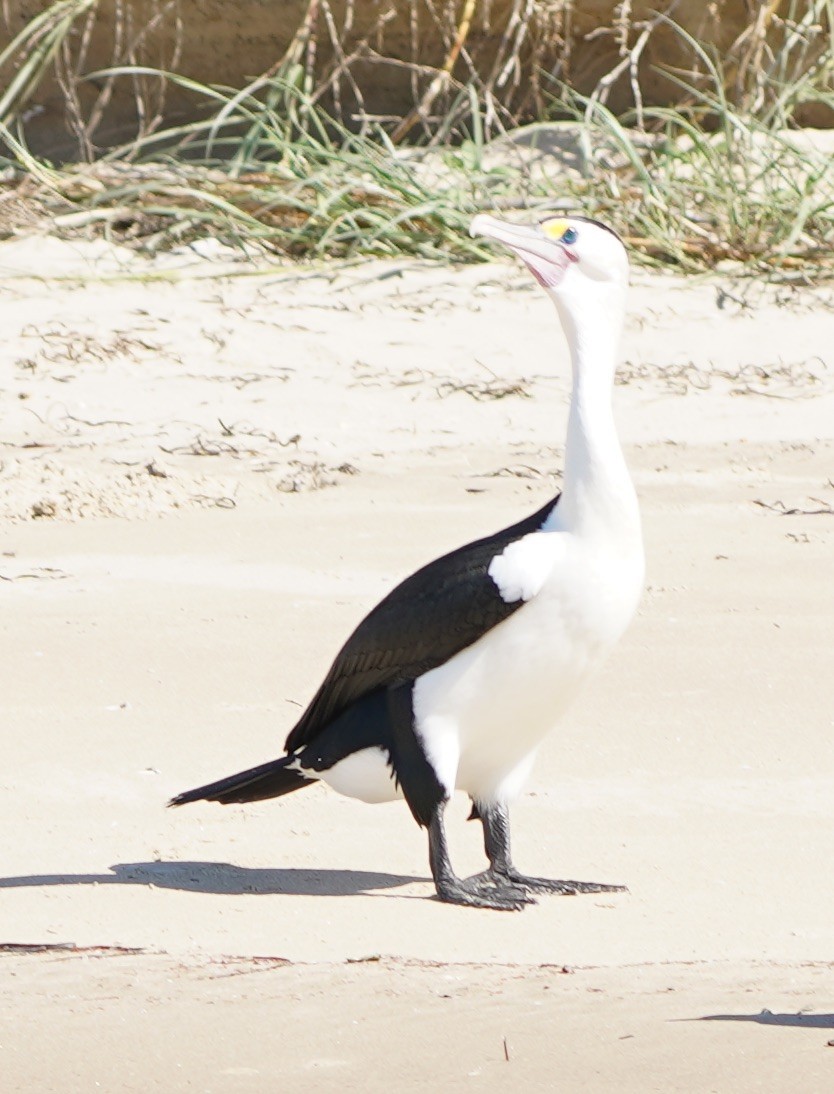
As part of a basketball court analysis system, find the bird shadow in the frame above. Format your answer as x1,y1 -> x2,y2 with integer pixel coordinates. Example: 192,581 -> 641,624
695,1011 -> 834,1029
0,861 -> 425,898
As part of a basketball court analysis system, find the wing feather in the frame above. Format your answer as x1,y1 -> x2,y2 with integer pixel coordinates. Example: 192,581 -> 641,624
284,494 -> 559,753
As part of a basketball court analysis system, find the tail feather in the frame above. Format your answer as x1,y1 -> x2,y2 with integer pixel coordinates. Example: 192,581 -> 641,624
168,755 -> 315,807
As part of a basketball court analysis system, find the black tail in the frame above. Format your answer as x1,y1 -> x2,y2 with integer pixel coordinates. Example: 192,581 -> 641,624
168,755 -> 315,807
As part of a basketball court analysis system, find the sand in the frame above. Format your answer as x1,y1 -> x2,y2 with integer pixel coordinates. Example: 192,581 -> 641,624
1,236 -> 833,1090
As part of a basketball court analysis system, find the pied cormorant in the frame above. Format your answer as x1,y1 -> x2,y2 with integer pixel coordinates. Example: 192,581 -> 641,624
170,214 -> 644,911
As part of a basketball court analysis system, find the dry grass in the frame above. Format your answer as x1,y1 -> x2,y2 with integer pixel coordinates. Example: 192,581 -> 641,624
616,356 -> 831,397
0,1 -> 832,277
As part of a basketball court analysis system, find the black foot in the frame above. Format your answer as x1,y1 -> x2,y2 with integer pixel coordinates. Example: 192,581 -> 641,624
465,869 -> 538,906
435,874 -> 534,911
492,867 -> 628,896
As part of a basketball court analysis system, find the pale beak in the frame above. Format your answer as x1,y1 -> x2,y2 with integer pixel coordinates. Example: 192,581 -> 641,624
470,213 -> 574,290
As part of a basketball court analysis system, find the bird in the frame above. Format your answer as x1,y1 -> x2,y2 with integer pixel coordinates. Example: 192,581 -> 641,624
170,213 -> 644,911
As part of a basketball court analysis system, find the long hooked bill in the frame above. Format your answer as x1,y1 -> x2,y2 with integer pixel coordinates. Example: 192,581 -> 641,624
470,213 -> 574,289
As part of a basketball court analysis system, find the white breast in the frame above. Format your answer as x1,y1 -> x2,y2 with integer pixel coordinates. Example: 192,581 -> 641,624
412,528 -> 643,803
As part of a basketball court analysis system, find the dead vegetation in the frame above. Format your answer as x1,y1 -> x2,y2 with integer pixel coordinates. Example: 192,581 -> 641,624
0,2 -> 832,276
3,2 -> 831,153
616,356 -> 831,397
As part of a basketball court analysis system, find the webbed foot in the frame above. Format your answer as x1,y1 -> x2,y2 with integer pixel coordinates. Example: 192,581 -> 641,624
490,867 -> 627,896
435,873 -> 534,911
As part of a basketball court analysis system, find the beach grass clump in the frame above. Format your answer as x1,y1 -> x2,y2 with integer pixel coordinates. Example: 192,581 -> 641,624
0,1 -> 832,277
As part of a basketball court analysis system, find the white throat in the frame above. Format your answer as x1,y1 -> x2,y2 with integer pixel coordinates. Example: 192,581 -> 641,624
550,283 -> 640,545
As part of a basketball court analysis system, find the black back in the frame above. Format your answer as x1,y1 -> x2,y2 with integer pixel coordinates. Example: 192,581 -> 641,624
285,494 -> 559,754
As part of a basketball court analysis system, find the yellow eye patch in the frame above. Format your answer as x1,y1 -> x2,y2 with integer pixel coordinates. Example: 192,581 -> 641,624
541,218 -> 570,240
541,217 -> 578,245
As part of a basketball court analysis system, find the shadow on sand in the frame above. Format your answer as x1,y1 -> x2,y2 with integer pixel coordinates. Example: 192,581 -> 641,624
0,860 -> 425,898
697,1011 -> 834,1029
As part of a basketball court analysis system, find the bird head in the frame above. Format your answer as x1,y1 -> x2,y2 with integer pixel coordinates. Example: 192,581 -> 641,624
470,213 -> 628,314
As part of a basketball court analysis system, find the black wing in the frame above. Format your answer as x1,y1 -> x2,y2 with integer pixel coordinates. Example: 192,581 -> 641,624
284,493 -> 559,753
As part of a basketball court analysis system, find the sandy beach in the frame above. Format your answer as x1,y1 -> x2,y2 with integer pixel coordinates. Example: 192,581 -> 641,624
1,236 -> 833,1090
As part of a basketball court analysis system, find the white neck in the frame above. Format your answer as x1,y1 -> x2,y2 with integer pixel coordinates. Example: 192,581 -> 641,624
550,287 -> 641,545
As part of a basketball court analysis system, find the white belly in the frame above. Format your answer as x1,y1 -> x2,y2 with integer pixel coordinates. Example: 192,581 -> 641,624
412,533 -> 643,803
321,746 -> 403,804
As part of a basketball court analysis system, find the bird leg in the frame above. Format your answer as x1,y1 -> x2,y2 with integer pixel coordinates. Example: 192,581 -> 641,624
475,801 -> 628,896
428,800 -> 533,910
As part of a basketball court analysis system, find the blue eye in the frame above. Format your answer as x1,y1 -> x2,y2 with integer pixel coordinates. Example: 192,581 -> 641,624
561,226 -> 578,245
